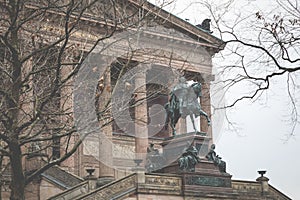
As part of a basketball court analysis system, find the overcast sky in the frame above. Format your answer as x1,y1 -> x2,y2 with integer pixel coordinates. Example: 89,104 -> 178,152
149,0 -> 300,199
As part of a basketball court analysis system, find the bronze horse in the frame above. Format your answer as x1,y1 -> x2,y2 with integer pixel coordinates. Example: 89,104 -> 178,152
165,82 -> 210,135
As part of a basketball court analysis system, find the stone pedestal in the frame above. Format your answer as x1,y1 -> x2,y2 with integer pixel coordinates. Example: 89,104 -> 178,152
156,132 -> 234,197
184,161 -> 232,188
160,132 -> 211,164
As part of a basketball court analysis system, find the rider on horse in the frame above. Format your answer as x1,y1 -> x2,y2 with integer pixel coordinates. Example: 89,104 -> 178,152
171,77 -> 189,116
165,77 -> 210,135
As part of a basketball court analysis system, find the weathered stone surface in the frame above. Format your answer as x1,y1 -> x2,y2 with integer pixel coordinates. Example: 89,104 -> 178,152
79,174 -> 137,200
184,175 -> 231,187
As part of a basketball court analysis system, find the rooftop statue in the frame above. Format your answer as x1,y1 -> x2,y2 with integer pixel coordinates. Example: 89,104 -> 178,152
165,77 -> 210,135
196,19 -> 213,33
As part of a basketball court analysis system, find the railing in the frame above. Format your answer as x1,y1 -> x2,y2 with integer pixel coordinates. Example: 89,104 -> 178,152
74,173 -> 182,199
232,180 -> 292,200
78,174 -> 137,200
48,181 -> 89,200
269,184 -> 292,200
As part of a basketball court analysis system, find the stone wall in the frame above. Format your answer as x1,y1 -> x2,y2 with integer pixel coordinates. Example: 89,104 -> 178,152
40,179 -> 64,200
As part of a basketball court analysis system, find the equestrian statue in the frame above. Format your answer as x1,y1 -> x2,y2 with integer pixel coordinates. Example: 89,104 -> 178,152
165,77 -> 210,135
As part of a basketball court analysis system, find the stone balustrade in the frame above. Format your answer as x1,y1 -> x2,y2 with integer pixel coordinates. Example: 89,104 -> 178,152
48,181 -> 89,200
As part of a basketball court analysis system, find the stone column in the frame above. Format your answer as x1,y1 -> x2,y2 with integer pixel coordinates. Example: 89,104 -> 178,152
134,70 -> 148,166
22,58 -> 38,173
98,68 -> 114,185
200,83 -> 212,135
59,56 -> 77,174
200,82 -> 213,152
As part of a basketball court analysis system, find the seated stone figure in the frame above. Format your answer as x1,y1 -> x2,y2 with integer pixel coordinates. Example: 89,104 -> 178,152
206,144 -> 226,173
178,144 -> 201,172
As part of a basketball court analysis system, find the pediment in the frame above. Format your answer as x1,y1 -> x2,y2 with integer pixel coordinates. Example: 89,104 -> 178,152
23,0 -> 223,52
79,0 -> 224,52
127,0 -> 225,52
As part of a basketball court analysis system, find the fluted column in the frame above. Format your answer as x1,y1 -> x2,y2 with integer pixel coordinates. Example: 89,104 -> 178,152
200,82 -> 212,141
59,55 -> 77,174
98,68 -> 114,180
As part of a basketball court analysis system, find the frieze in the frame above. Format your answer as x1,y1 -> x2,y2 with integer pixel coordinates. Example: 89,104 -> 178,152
112,143 -> 135,159
83,140 -> 99,157
185,175 -> 231,188
232,181 -> 261,191
145,175 -> 181,187
143,26 -> 203,45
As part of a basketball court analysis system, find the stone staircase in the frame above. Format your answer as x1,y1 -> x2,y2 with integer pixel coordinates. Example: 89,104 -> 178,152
75,173 -> 137,200
48,181 -> 89,200
49,173 -> 137,200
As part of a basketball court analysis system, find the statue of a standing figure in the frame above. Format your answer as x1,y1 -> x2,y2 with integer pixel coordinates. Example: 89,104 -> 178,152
165,77 -> 211,135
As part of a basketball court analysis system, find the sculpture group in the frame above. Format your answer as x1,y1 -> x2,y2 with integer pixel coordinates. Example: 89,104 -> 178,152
165,77 -> 210,135
178,144 -> 226,173
145,77 -> 226,173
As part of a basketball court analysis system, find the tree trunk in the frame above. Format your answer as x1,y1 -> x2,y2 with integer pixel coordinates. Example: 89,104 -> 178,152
9,142 -> 25,200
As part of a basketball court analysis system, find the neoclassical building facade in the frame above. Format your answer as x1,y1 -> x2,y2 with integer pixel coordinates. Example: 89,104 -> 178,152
0,1 -> 291,200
